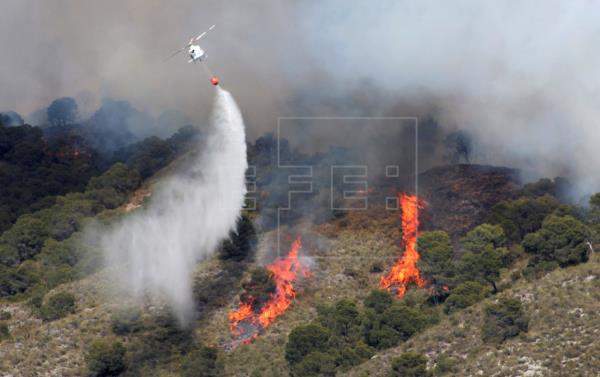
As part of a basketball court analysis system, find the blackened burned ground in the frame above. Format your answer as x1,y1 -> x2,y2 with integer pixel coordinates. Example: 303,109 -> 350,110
419,164 -> 520,242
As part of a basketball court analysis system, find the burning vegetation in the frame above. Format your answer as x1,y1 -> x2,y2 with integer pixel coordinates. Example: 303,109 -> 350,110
228,237 -> 311,346
380,193 -> 428,297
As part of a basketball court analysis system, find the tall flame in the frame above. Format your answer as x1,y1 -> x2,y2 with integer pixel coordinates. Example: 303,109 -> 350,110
380,193 -> 427,297
227,237 -> 310,345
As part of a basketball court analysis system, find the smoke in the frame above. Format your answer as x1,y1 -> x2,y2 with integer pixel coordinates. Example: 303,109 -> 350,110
1,1 -> 600,194
101,87 -> 247,324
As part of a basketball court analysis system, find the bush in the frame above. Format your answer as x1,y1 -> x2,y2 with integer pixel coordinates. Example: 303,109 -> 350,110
0,322 -> 10,341
389,352 -> 430,377
522,215 -> 590,267
482,298 -> 528,343
40,291 -> 76,321
85,340 -> 127,377
111,306 -> 143,335
286,324 -> 331,365
444,281 -> 488,314
220,214 -> 257,261
180,346 -> 224,377
290,351 -> 336,377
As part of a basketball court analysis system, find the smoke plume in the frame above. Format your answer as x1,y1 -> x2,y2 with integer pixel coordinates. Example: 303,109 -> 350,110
101,87 -> 247,324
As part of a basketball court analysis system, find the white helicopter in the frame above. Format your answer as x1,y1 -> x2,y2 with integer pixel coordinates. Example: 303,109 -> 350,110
168,24 -> 219,86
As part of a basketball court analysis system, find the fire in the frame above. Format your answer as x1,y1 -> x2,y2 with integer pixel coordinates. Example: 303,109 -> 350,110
227,237 -> 310,345
380,193 -> 427,297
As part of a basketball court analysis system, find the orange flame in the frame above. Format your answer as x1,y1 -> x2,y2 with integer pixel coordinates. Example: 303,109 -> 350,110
380,193 -> 427,297
227,237 -> 310,343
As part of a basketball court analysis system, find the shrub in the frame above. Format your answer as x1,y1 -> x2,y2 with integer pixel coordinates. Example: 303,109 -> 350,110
111,306 -> 143,335
85,340 -> 127,377
482,298 -> 528,343
444,281 -> 488,314
290,351 -> 336,377
522,215 -> 590,267
285,324 -> 331,365
40,291 -> 76,321
220,214 -> 257,261
364,290 -> 393,314
180,346 -> 224,377
0,322 -> 10,341
434,353 -> 458,375
389,352 -> 430,377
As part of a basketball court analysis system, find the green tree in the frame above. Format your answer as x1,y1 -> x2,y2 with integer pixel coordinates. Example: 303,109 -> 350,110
444,281 -> 488,314
488,195 -> 559,242
86,163 -> 140,195
285,324 -> 331,365
482,298 -> 528,343
417,231 -> 454,301
290,351 -> 336,377
389,352 -> 430,377
85,340 -> 127,377
40,291 -> 76,321
457,224 -> 506,292
588,193 -> 600,225
364,290 -> 393,314
220,214 -> 257,261
522,215 -> 590,267
0,215 -> 47,264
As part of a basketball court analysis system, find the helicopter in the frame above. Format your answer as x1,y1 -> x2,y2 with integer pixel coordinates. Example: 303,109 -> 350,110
168,24 -> 219,86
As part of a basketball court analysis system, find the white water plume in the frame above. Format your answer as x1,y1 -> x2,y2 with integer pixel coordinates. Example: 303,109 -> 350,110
102,87 -> 247,324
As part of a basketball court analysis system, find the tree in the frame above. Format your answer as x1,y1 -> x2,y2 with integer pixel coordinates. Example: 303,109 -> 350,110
285,324 -> 331,365
290,351 -> 336,377
488,195 -> 559,242
461,224 -> 506,253
481,298 -> 528,343
0,215 -> 48,265
40,291 -> 76,321
220,214 -> 257,261
523,215 -> 590,267
457,247 -> 504,293
47,97 -> 78,127
86,163 -> 140,195
417,231 -> 454,301
444,281 -> 488,314
457,224 -> 507,292
389,352 -> 430,377
85,340 -> 127,377
588,193 -> 600,225
364,290 -> 393,314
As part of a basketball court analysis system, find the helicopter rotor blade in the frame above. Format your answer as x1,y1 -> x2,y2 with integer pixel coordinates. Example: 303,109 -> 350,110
193,24 -> 216,42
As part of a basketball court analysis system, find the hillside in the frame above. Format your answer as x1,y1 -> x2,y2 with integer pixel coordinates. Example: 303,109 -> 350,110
0,162 -> 598,376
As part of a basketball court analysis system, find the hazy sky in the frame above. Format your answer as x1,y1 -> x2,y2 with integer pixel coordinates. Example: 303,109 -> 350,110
2,1 -> 600,194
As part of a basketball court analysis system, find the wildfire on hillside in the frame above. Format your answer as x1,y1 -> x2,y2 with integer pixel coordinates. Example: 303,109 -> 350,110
380,193 -> 427,297
227,237 -> 310,348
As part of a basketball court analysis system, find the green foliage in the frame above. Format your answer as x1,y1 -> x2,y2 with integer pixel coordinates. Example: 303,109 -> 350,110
286,324 -> 331,365
522,215 -> 590,267
434,353 -> 458,375
86,163 -> 140,195
220,214 -> 257,261
417,231 -> 454,300
588,193 -> 600,225
389,352 -> 430,377
462,224 -> 506,252
85,340 -> 127,377
364,290 -> 393,314
180,346 -> 224,377
111,307 -> 143,335
444,281 -> 488,314
488,195 -> 560,242
0,321 -> 10,341
40,291 -> 76,321
457,224 -> 507,292
481,298 -> 528,343
290,351 -> 336,377
317,300 -> 362,339
0,216 -> 47,265
116,137 -> 175,179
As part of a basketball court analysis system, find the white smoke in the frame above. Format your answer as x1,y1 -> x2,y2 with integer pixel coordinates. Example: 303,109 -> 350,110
101,87 -> 247,324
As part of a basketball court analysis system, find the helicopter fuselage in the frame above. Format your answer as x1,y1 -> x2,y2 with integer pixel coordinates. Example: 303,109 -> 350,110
188,45 -> 205,63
